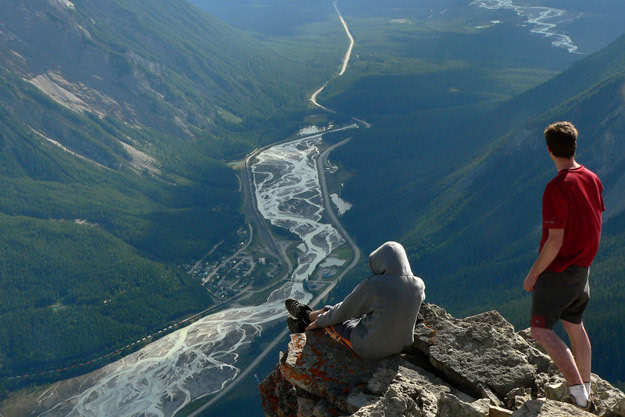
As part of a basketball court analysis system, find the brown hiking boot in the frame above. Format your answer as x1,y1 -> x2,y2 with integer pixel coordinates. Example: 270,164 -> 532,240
287,317 -> 307,334
285,298 -> 312,324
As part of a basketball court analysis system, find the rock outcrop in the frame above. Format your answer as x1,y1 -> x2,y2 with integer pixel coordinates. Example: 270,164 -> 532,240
259,303 -> 625,417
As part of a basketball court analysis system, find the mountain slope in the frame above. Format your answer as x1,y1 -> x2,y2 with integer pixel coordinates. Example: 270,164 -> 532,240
495,33 -> 625,127
0,0 -> 328,389
326,29 -> 625,386
0,66 -> 242,386
407,68 -> 625,386
333,31 -> 625,254
0,0 -> 310,141
372,34 -> 625,384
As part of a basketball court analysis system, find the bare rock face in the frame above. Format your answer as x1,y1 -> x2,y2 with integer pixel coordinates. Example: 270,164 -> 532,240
259,353 -> 299,417
259,303 -> 625,417
594,377 -> 625,415
409,304 -> 549,399
511,399 -> 595,416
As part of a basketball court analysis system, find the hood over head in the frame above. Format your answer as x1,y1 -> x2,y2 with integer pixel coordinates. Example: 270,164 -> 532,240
369,241 -> 413,276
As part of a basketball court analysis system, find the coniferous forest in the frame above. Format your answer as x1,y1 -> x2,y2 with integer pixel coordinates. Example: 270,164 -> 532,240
2,0 -> 625,408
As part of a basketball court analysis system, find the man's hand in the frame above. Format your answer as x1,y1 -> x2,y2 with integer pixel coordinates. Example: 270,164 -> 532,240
524,228 -> 563,292
523,272 -> 539,292
305,320 -> 318,331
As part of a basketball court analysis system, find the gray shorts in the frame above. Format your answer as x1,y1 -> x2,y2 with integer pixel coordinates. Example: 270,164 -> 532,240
530,265 -> 590,329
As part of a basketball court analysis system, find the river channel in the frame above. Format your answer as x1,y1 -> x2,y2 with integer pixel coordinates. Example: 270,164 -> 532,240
23,0 -> 360,413
470,0 -> 580,53
34,131 -> 352,417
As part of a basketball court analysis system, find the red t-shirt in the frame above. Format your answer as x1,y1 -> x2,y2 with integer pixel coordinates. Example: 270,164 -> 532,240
540,165 -> 605,272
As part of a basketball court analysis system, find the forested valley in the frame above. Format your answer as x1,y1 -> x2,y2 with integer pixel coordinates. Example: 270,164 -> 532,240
3,0 -> 625,404
315,0 -> 625,389
0,0 -> 341,394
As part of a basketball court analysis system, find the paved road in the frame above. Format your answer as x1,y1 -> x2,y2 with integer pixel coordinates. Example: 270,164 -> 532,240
240,149 -> 284,264
334,0 -> 354,76
310,138 -> 361,306
309,0 -> 354,112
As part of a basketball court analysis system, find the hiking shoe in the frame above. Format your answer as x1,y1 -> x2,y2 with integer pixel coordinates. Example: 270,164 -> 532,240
565,394 -> 596,413
287,317 -> 307,334
285,298 -> 312,324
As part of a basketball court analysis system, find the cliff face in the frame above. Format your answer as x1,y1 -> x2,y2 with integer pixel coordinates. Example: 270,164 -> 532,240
259,303 -> 625,417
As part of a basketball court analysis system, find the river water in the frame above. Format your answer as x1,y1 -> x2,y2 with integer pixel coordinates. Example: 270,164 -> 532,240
470,0 -> 580,53
24,0 -> 359,412
35,133 -> 347,417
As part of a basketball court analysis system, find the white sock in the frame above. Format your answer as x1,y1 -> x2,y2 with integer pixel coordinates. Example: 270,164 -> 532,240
584,381 -> 591,396
570,384 -> 589,407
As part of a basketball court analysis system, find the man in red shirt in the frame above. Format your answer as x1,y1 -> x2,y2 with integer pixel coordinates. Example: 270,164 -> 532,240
523,121 -> 605,410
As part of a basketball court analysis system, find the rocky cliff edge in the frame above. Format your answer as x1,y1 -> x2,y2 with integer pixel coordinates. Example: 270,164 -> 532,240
259,303 -> 625,417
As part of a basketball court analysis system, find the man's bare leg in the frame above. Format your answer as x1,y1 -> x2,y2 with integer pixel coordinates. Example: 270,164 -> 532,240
531,327 -> 584,386
562,320 -> 592,384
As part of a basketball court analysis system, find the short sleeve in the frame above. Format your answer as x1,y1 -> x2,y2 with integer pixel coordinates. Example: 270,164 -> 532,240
542,182 -> 568,229
598,177 -> 606,212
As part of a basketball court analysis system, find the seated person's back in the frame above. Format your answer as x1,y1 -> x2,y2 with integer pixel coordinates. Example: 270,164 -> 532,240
313,241 -> 425,359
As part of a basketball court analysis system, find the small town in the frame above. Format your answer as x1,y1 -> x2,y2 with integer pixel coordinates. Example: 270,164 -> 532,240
183,225 -> 282,301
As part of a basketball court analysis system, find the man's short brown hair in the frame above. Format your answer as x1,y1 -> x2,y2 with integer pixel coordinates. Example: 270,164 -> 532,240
544,121 -> 578,159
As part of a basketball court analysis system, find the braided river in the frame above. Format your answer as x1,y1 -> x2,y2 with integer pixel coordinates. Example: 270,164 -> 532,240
34,131 -> 351,417
471,0 -> 580,53
18,1 -> 361,414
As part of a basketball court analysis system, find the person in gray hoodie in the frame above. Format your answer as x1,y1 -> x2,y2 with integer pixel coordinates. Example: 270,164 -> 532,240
286,241 -> 425,360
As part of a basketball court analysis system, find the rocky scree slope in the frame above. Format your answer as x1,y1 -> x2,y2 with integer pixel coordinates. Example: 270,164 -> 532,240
0,0 -> 296,140
260,304 -> 625,417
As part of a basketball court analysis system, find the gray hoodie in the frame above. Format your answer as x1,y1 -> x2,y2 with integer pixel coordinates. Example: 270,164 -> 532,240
315,241 -> 426,360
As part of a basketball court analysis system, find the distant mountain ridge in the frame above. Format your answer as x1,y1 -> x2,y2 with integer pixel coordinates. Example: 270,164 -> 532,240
495,33 -> 625,127
0,0 -> 298,141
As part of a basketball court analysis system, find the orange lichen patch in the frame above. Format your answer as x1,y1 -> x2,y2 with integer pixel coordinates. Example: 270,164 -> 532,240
309,345 -> 326,363
427,328 -> 438,344
309,366 -> 342,385
295,354 -> 306,367
290,334 -> 308,367
308,353 -> 342,385
310,346 -> 332,375
280,362 -> 314,388
310,366 -> 328,380
258,369 -> 282,414
294,334 -> 307,347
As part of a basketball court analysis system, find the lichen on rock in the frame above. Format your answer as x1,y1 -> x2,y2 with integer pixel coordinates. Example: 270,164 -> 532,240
259,303 -> 625,417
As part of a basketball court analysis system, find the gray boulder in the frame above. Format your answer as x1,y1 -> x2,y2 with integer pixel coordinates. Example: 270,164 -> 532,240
511,399 -> 594,416
259,303 -> 625,417
410,304 -> 548,399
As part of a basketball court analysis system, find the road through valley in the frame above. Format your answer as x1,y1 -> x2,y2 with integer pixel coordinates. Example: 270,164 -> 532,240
309,0 -> 355,111
25,2 -> 361,416
31,128 -> 359,417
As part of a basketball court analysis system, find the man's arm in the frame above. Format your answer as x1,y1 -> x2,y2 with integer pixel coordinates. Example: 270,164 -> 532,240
306,280 -> 372,330
523,228 -> 564,292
